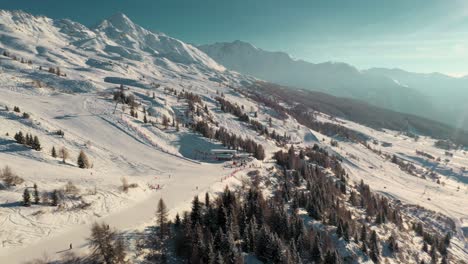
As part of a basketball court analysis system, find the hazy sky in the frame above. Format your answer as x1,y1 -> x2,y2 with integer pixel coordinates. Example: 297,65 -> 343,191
2,0 -> 468,76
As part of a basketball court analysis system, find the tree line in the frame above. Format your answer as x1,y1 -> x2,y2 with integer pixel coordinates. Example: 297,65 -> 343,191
193,120 -> 265,160
14,131 -> 41,150
216,97 -> 289,145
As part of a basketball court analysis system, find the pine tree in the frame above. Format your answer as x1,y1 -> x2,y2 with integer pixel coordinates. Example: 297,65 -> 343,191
361,242 -> 368,254
191,196 -> 201,225
369,230 -> 380,263
33,183 -> 40,204
32,136 -> 41,150
174,213 -> 181,230
51,146 -> 57,158
156,198 -> 169,239
23,189 -> 31,206
430,244 -> 438,264
25,133 -> 32,146
360,224 -> 367,242
14,131 -> 24,144
77,150 -> 90,169
205,192 -> 211,207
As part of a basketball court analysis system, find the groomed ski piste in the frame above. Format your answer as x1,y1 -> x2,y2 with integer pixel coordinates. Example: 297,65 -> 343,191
0,10 -> 466,263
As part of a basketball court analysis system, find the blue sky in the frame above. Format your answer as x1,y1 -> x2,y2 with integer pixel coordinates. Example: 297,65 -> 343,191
2,0 -> 468,76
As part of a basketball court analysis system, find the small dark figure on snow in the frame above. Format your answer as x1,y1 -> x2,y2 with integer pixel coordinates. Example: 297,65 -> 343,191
69,243 -> 72,250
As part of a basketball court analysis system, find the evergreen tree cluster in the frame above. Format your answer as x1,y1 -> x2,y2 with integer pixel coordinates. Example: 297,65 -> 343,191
2,50 -> 32,65
273,143 -> 415,263
144,134 -> 455,264
413,221 -> 451,261
193,121 -> 266,160
291,108 -> 367,144
164,86 -> 179,96
171,187 -> 341,264
354,180 -> 403,226
434,140 -> 456,150
415,150 -> 435,160
178,91 -> 203,104
390,155 -> 418,176
23,185 -> 61,207
14,131 -> 41,150
216,97 -> 248,121
235,86 -> 368,144
179,90 -> 212,123
216,97 -> 289,145
235,88 -> 289,120
55,129 -> 65,137
47,66 -> 64,76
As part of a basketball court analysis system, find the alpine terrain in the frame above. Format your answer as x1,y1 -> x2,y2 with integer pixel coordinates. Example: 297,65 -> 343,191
0,10 -> 466,264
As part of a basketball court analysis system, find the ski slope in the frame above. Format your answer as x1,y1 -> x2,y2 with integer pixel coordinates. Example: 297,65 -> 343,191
0,9 -> 467,263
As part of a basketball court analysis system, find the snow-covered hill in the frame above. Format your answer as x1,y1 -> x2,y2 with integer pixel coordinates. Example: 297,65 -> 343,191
0,10 -> 233,92
364,67 -> 468,130
0,10 -> 467,264
199,40 -> 464,130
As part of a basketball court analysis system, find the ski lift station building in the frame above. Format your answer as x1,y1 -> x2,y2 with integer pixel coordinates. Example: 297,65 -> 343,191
210,149 -> 252,161
211,149 -> 237,161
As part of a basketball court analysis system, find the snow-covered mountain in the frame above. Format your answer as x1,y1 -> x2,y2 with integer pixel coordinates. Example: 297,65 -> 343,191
365,67 -> 468,129
0,10 -> 226,81
0,10 -> 467,264
91,13 -> 224,69
198,40 -> 459,128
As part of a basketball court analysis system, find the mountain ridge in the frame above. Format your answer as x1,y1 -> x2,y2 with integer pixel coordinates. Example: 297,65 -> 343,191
0,9 -> 225,73
199,40 -> 468,130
